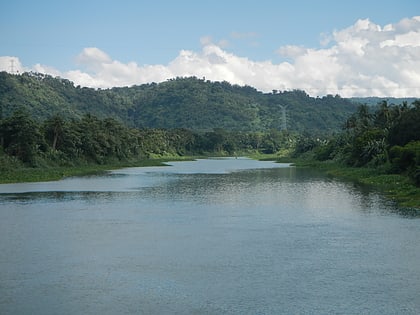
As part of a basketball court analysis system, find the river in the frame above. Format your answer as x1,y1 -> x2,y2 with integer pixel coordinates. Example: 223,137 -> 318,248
0,157 -> 419,314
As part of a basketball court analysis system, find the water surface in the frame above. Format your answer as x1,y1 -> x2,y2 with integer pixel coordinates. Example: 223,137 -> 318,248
1,158 -> 419,314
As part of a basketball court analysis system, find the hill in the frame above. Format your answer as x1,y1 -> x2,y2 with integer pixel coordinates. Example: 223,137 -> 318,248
0,72 -> 358,133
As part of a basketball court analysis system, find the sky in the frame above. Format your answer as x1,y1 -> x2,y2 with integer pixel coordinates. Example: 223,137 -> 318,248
1,0 -> 420,97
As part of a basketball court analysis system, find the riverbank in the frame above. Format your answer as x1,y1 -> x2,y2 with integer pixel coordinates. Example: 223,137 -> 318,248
278,158 -> 419,210
0,158 -> 191,184
0,151 -> 254,184
1,154 -> 419,210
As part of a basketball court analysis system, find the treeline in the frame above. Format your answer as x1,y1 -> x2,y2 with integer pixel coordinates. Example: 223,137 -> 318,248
0,110 -> 295,168
295,101 -> 420,186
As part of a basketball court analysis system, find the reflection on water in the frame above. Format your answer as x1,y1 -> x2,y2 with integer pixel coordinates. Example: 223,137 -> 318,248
1,158 -> 420,314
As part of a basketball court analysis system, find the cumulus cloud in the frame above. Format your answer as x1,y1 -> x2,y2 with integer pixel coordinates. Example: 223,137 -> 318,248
76,47 -> 112,71
276,16 -> 420,96
2,16 -> 420,97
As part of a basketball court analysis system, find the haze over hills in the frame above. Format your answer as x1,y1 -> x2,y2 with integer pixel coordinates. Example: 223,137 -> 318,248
0,71 -> 371,134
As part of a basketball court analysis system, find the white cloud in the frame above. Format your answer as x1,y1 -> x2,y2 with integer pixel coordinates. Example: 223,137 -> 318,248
76,47 -> 112,70
2,16 -> 420,97
380,31 -> 420,48
0,56 -> 25,73
276,16 -> 420,96
32,63 -> 62,77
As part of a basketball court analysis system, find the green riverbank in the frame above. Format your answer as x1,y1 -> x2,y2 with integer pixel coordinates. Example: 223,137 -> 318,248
0,154 -> 244,184
284,159 -> 419,210
0,158 -> 191,184
1,154 -> 419,210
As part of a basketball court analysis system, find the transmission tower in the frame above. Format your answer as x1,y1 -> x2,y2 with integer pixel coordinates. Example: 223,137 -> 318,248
279,105 -> 288,130
10,59 -> 15,73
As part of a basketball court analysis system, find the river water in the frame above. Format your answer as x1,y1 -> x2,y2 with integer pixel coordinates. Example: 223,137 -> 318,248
0,157 -> 419,314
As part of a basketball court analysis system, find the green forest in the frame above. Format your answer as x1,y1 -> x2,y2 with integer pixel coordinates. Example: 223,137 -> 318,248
0,72 -> 419,207
0,71 -> 357,133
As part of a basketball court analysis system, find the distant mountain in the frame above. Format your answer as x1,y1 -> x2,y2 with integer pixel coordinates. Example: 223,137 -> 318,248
0,72 -> 359,134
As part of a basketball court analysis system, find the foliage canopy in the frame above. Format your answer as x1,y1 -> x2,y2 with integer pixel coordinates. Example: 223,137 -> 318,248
0,72 -> 358,133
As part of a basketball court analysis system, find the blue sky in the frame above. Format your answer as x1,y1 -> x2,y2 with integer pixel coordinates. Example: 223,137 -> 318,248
1,0 -> 420,96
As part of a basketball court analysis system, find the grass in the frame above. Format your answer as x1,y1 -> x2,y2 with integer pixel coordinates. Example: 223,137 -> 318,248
0,159 -> 174,184
0,153 -> 206,184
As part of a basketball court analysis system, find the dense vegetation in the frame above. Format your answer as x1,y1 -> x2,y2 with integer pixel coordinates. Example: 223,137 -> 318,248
311,101 -> 419,181
0,109 -> 298,170
0,72 -> 358,133
291,101 -> 420,207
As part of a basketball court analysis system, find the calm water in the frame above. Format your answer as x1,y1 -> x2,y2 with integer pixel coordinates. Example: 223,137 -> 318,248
1,157 -> 419,314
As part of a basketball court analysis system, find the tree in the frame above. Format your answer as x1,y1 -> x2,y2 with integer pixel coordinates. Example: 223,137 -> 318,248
374,100 -> 392,129
43,114 -> 65,151
388,105 -> 420,147
0,110 -> 43,164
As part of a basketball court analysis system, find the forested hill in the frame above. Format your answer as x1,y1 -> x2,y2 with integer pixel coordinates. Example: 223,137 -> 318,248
0,72 -> 358,133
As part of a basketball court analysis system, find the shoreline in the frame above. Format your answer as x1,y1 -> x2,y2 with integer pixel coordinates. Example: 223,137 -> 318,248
1,155 -> 418,210
279,159 -> 419,210
0,158 -> 180,184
